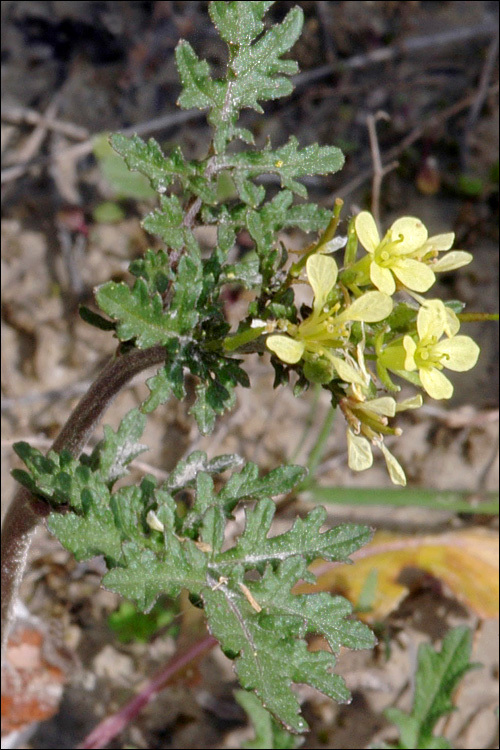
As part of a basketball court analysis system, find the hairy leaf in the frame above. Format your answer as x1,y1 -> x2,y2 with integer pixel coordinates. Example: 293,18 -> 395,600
383,627 -> 478,749
96,278 -> 177,347
217,498 -> 371,570
235,690 -> 303,749
226,138 -> 345,198
88,408 -> 148,484
48,486 -> 122,563
176,4 -> 303,152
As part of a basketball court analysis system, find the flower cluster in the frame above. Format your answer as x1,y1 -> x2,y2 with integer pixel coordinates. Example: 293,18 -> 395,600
265,209 -> 480,485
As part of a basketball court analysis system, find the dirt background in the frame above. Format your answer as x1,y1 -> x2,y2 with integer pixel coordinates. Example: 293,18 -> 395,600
1,2 -> 499,748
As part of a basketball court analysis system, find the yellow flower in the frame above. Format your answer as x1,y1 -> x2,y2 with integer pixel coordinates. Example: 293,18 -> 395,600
403,300 -> 480,399
411,232 -> 473,273
266,254 -> 393,382
347,429 -> 406,486
354,211 -> 436,295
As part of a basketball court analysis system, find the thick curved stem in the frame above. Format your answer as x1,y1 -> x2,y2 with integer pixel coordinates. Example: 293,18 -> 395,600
1,345 -> 167,653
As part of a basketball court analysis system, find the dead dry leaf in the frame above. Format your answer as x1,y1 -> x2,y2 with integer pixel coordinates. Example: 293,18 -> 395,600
296,528 -> 499,621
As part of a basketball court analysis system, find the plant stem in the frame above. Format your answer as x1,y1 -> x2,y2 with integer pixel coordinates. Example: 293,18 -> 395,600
1,345 -> 167,654
297,403 -> 337,491
77,633 -> 218,749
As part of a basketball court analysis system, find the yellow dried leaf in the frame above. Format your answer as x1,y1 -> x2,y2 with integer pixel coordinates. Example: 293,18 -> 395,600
295,528 -> 499,620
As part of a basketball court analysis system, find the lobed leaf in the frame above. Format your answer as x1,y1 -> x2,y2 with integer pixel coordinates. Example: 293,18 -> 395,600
48,486 -> 122,563
103,537 -> 208,611
96,278 -> 176,347
109,134 -> 191,194
13,444 -> 100,510
209,2 -> 274,46
226,138 -> 345,197
235,689 -> 302,749
88,408 -> 148,484
383,627 -> 478,749
217,498 -> 372,570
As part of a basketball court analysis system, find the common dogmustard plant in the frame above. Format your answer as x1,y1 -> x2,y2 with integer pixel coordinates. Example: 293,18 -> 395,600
3,1 -> 486,739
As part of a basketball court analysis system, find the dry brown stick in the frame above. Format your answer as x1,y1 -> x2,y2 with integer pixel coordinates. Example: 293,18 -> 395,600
460,32 -> 499,170
293,20 -> 496,88
366,111 -> 399,229
2,105 -> 89,141
314,0 -> 337,65
1,345 -> 167,655
2,20 -> 496,187
1,108 -> 204,185
335,83 -> 500,200
13,91 -> 65,165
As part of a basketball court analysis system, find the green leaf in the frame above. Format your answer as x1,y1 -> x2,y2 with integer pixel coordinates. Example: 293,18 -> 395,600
217,498 -> 371,570
13,430 -> 373,733
235,690 -> 303,749
129,248 -> 171,295
109,133 -> 194,195
218,462 -> 306,510
226,138 -> 345,197
12,444 -> 100,510
95,278 -> 176,347
142,194 -> 186,250
93,133 -> 156,199
223,251 -> 262,288
175,40 -> 223,111
251,558 -> 375,654
188,381 -> 219,435
203,579 -> 351,734
78,305 -> 117,332
169,253 -> 203,333
103,537 -> 208,611
108,599 -> 177,644
88,408 -> 148,484
48,485 -> 122,562
182,462 -> 306,538
383,627 -> 478,749
221,7 -> 303,116
176,4 -> 304,152
209,2 -> 274,46
143,339 -> 188,412
164,451 -> 241,491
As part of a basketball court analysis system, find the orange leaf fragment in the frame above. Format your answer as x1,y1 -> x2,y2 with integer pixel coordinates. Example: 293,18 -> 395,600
295,528 -> 499,621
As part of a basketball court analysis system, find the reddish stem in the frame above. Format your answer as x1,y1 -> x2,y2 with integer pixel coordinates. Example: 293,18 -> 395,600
78,634 -> 218,749
1,345 -> 167,654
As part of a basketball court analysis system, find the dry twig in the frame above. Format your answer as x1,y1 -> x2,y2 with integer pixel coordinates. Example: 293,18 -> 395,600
459,32 -> 499,170
366,111 -> 398,229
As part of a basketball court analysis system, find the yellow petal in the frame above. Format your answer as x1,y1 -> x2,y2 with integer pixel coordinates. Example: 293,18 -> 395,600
395,394 -> 423,411
392,258 -> 435,292
379,443 -> 407,486
306,254 -> 338,313
432,251 -> 473,272
360,397 -> 397,417
344,290 -> 393,322
347,430 -> 373,471
403,335 -> 417,370
390,216 -> 428,252
354,211 -> 380,253
417,299 -> 447,339
370,262 -> 395,295
435,336 -> 480,372
444,307 -> 460,337
330,355 -> 366,386
424,232 -> 455,252
420,366 -> 453,399
266,335 -> 305,364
